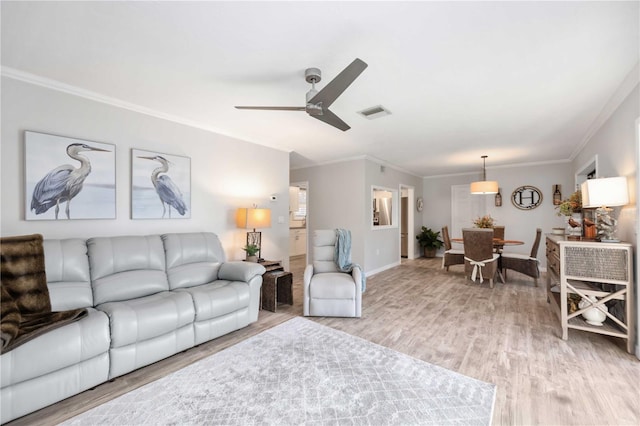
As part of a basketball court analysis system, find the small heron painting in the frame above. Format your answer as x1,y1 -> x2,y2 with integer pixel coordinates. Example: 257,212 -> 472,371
25,132 -> 116,220
131,149 -> 191,219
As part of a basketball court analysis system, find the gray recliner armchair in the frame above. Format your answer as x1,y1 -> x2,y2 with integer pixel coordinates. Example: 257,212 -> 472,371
303,230 -> 362,318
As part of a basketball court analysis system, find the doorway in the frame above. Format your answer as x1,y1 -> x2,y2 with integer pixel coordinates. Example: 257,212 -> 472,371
399,185 -> 415,260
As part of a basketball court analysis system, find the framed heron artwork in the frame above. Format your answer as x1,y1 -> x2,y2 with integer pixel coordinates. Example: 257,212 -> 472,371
25,131 -> 116,220
131,149 -> 191,219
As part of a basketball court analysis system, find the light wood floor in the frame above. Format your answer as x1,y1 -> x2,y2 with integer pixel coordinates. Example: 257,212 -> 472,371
9,256 -> 640,426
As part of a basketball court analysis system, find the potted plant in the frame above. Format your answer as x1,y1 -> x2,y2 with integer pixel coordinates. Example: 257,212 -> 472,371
555,190 -> 582,217
556,190 -> 583,238
416,226 -> 444,258
242,244 -> 259,262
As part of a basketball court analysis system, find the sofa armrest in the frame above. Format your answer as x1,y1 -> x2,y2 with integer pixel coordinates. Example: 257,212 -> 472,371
218,261 -> 266,282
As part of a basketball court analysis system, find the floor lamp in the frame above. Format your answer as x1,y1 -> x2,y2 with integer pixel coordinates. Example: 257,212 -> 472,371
581,177 -> 629,242
236,207 -> 271,261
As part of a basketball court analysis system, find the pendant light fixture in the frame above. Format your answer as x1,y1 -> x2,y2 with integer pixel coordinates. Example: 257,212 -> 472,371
470,155 -> 499,194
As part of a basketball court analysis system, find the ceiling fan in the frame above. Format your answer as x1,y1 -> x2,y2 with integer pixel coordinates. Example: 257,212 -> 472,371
235,58 -> 368,131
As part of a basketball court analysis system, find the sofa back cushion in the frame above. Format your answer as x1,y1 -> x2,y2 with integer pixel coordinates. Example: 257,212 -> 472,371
88,235 -> 168,304
162,232 -> 226,290
43,239 -> 93,310
312,230 -> 339,273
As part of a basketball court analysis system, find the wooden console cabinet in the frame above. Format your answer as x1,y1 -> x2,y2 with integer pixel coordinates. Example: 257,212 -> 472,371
546,234 -> 634,353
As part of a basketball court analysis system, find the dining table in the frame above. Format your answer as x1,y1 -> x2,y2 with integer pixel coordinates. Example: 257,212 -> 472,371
450,237 -> 524,283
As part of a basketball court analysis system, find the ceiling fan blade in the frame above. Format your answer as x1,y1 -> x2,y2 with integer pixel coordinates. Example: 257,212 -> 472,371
311,109 -> 351,131
309,58 -> 368,108
235,106 -> 305,111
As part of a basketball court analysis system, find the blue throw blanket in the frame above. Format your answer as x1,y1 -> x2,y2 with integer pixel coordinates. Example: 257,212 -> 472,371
334,229 -> 366,293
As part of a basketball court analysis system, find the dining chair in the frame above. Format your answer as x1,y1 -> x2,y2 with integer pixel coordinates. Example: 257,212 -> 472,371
441,226 -> 465,271
501,228 -> 542,286
493,226 -> 505,241
462,228 -> 500,288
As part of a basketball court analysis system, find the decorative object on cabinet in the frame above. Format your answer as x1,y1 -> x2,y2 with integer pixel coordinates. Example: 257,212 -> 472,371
511,185 -> 542,210
552,184 -> 562,205
470,155 -> 498,194
494,188 -> 502,206
582,208 -> 597,240
132,149 -> 190,219
473,215 -> 495,229
578,296 -> 608,326
25,131 -> 115,220
236,206 -> 271,261
555,190 -> 581,217
416,227 -> 443,258
416,197 -> 424,212
545,235 -> 634,353
581,177 -> 629,242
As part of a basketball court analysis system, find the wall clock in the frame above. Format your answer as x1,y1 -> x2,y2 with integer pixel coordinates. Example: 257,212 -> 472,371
416,197 -> 424,212
511,185 -> 543,210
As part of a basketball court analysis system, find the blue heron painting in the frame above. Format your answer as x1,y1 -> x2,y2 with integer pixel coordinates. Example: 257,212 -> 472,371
131,149 -> 190,219
25,132 -> 116,220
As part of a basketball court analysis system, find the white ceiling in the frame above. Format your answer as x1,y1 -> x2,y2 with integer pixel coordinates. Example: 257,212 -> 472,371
2,1 -> 638,177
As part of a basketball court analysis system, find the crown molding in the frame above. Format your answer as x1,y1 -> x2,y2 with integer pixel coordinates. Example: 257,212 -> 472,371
0,66 -> 238,141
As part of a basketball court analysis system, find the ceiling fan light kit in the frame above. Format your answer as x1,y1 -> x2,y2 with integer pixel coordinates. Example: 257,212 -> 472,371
470,155 -> 499,194
235,58 -> 368,131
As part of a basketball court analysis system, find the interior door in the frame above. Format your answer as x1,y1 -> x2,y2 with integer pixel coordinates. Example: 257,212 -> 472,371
451,184 -> 485,239
400,197 -> 408,257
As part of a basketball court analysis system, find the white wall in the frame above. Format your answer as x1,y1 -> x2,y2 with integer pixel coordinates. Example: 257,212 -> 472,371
290,160 -> 366,267
1,77 -> 291,265
571,84 -> 639,357
423,163 -> 574,269
291,158 -> 424,275
364,160 -> 424,273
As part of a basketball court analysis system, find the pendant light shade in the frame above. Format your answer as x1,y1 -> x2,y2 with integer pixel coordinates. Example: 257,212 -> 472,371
470,155 -> 499,194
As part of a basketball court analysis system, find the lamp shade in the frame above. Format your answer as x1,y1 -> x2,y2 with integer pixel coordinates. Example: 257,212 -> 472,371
581,177 -> 629,208
236,208 -> 271,229
470,180 -> 499,195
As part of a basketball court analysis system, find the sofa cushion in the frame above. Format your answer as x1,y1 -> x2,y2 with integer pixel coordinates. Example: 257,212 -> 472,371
312,230 -> 339,273
309,273 -> 356,299
43,239 -> 92,310
88,236 -> 168,304
97,291 -> 194,348
0,308 -> 109,388
175,280 -> 250,321
162,233 -> 227,290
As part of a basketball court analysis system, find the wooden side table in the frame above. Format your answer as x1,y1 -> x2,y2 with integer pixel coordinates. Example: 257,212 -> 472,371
258,260 -> 293,312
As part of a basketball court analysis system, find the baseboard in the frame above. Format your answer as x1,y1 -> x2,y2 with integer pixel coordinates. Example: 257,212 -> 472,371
366,261 -> 401,277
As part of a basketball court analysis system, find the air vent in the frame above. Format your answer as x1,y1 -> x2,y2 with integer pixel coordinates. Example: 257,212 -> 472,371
357,105 -> 392,120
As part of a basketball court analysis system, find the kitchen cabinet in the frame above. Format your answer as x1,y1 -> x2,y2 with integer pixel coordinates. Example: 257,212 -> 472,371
546,234 -> 634,353
289,229 -> 307,256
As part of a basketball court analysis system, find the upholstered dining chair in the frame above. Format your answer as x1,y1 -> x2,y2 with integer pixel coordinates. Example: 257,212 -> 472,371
493,226 -> 505,241
501,228 -> 542,286
303,229 -> 363,318
462,228 -> 500,288
442,226 -> 465,271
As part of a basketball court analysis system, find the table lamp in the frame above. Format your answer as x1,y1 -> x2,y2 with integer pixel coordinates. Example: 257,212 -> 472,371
581,177 -> 629,242
236,206 -> 271,260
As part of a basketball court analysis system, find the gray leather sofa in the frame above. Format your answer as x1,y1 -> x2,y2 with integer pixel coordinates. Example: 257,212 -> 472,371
0,232 -> 265,424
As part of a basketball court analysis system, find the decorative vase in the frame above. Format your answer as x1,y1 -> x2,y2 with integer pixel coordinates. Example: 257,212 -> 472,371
578,296 -> 607,326
246,255 -> 258,263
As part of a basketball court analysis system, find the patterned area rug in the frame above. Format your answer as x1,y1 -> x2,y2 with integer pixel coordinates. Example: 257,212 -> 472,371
63,317 -> 496,425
